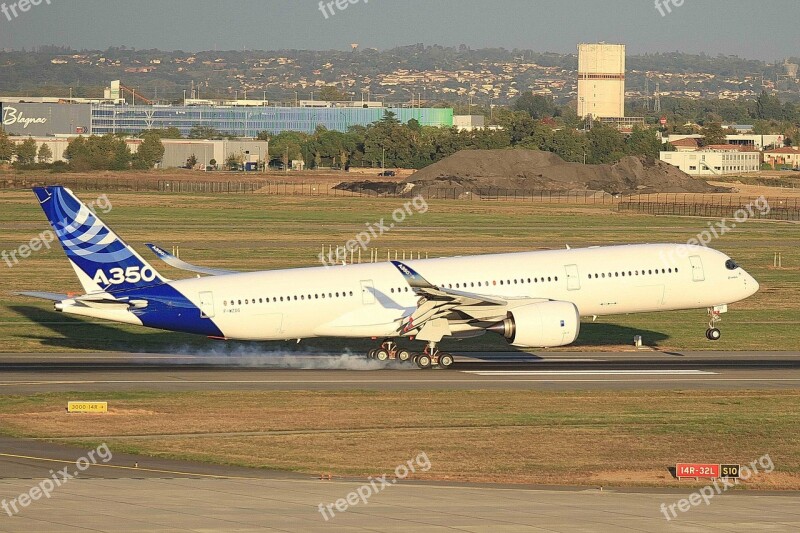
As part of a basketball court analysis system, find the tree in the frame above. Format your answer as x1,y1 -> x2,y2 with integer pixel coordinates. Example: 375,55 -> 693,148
189,125 -> 222,139
756,90 -> 784,121
268,131 -> 309,166
497,111 -> 537,145
378,110 -> 400,126
587,124 -> 626,164
186,154 -> 198,169
63,135 -> 131,171
225,153 -> 241,171
625,127 -> 664,159
147,127 -> 182,139
0,130 -> 15,163
514,93 -> 556,119
133,133 -> 165,169
550,128 -> 587,163
37,143 -> 53,164
15,138 -> 39,166
700,122 -> 728,146
318,85 -> 348,102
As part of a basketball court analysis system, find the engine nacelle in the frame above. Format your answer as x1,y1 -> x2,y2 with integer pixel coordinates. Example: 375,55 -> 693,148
489,301 -> 580,348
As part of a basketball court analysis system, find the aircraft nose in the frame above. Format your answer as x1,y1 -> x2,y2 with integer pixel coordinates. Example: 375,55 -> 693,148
745,271 -> 760,296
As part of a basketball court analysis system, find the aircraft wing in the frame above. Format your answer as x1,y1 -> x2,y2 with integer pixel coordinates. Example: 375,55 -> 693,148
390,261 -> 510,335
145,243 -> 239,276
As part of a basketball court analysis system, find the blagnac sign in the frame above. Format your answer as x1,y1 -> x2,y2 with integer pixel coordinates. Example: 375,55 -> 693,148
2,106 -> 48,129
0,102 -> 92,136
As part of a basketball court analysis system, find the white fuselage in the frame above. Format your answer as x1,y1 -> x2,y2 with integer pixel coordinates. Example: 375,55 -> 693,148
159,244 -> 758,341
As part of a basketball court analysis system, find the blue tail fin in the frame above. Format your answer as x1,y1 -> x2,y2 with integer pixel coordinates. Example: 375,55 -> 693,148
33,186 -> 165,294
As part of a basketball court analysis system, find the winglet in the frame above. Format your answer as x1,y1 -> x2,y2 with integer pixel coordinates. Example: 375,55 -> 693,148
390,261 -> 436,290
146,243 -> 238,277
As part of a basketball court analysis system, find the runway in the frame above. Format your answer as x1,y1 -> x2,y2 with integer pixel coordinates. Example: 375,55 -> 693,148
0,351 -> 799,393
1,439 -> 798,533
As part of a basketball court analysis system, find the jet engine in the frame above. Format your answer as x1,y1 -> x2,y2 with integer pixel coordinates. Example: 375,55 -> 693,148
488,301 -> 580,348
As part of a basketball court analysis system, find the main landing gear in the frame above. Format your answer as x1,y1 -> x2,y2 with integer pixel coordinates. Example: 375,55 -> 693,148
368,340 -> 412,362
412,342 -> 455,370
705,307 -> 723,341
367,340 -> 454,370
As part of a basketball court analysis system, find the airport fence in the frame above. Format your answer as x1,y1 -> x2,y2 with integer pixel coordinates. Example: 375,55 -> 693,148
0,176 -> 161,192
618,195 -> 800,221
3,176 -> 800,218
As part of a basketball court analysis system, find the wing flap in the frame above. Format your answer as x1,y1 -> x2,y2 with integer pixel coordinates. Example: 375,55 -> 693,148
390,261 -> 510,335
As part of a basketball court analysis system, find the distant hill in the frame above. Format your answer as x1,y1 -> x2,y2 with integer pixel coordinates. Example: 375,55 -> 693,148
0,46 -> 785,104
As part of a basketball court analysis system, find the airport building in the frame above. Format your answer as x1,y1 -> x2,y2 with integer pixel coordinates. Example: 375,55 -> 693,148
660,145 -> 761,176
2,98 -> 454,138
577,43 -> 626,119
667,134 -> 785,151
763,146 -> 800,169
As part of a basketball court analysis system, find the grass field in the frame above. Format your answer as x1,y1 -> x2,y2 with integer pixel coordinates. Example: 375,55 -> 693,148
0,189 -> 798,353
0,390 -> 797,489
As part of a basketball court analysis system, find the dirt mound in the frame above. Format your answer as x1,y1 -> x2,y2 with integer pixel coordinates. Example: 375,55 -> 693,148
335,149 -> 730,196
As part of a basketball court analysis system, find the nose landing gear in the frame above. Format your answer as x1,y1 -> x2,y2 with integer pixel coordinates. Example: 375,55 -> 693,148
705,306 -> 724,341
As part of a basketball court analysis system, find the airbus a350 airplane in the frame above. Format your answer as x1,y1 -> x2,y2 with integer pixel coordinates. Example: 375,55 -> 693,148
22,186 -> 759,369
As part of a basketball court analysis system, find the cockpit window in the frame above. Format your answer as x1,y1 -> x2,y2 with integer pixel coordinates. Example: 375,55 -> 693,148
725,259 -> 739,270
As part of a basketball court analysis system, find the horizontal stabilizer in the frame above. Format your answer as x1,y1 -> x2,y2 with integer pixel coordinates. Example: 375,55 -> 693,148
145,243 -> 239,276
16,291 -> 70,301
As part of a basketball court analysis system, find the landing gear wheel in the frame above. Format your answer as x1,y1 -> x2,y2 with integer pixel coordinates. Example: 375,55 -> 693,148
416,354 -> 432,369
412,354 -> 420,366
705,307 -> 724,342
367,349 -> 376,359
397,349 -> 412,362
375,349 -> 390,361
439,353 -> 455,369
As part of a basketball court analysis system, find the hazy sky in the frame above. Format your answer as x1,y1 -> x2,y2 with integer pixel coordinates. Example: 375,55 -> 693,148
0,0 -> 797,60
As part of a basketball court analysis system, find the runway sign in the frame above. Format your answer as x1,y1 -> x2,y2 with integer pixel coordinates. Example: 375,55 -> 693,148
720,464 -> 741,478
676,463 -> 720,479
68,401 -> 108,414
